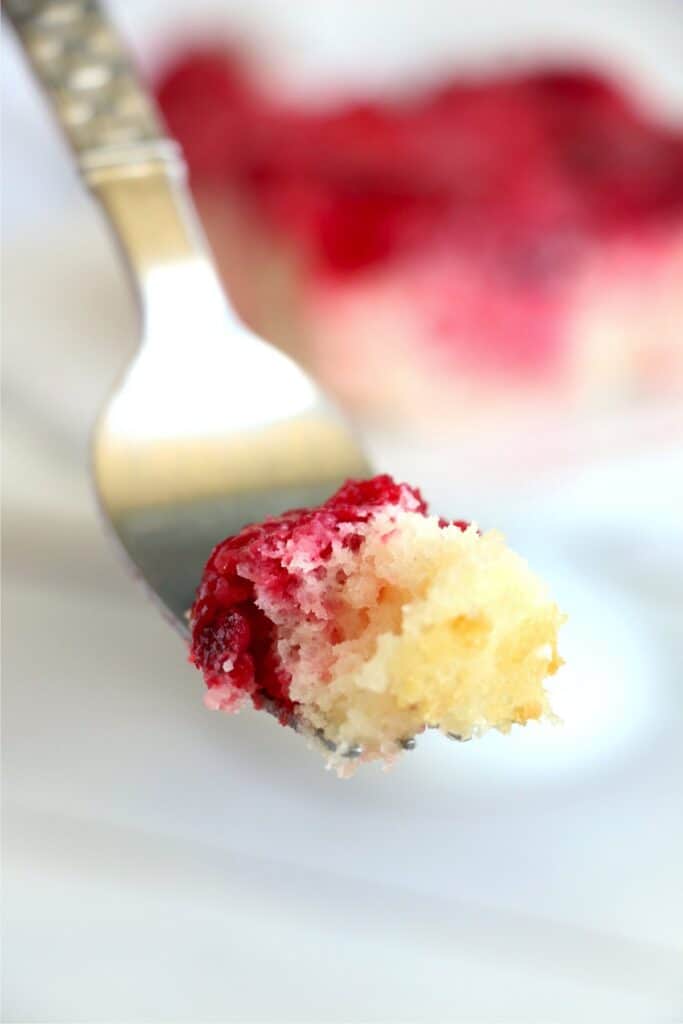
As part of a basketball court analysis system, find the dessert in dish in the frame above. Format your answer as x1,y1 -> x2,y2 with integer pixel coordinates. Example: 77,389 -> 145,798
190,476 -> 564,771
157,54 -> 683,425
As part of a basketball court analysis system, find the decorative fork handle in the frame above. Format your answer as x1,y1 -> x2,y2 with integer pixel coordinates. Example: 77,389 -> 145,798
5,0 -> 182,181
6,0 -> 231,325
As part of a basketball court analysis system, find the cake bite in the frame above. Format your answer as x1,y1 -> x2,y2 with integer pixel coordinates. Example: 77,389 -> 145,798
190,476 -> 565,771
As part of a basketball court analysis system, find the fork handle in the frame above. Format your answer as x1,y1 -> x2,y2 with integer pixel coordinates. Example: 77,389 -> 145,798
6,0 -> 227,321
5,0 -> 180,179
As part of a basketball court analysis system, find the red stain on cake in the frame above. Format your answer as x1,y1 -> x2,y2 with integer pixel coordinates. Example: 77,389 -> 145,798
155,50 -> 255,179
156,55 -> 683,381
190,475 -> 462,715
156,54 -> 683,254
156,50 -> 683,395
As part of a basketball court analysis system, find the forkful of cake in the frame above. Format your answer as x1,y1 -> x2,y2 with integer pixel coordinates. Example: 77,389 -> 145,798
7,0 -> 565,773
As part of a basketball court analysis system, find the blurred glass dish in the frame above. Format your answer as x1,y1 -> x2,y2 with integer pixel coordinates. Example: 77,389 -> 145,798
154,51 -> 683,437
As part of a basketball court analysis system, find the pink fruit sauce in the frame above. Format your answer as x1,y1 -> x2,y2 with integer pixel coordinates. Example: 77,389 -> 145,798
156,54 -> 683,394
157,55 -> 683,272
190,475 -> 469,717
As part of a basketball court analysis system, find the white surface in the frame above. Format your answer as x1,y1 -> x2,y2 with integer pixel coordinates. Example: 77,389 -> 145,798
4,221 -> 683,1022
3,3 -> 683,1020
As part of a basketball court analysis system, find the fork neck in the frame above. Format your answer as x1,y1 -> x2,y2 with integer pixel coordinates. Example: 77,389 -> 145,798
89,162 -> 231,335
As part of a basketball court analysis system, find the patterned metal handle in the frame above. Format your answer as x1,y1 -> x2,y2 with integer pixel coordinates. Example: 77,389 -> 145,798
5,0 -> 181,179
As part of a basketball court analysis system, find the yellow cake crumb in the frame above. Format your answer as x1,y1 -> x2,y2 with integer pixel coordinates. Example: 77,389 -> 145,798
277,511 -> 565,768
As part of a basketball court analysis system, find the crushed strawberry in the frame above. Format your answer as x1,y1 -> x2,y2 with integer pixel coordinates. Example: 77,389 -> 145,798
156,53 -> 683,269
189,475 -> 464,713
156,52 -> 683,381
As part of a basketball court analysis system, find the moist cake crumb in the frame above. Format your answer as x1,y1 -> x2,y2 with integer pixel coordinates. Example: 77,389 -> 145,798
190,475 -> 565,771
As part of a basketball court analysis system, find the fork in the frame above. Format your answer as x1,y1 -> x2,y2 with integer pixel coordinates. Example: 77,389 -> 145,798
6,0 -> 369,628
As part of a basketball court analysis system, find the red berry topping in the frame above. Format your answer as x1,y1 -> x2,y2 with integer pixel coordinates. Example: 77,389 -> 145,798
189,475 -> 463,714
157,52 -> 683,265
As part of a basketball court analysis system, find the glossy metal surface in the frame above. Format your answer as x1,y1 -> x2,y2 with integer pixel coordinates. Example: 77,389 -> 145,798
7,0 -> 369,633
89,166 -> 368,630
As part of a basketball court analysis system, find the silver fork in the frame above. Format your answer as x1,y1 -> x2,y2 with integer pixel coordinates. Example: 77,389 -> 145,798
6,0 -> 369,620
7,1 -> 374,750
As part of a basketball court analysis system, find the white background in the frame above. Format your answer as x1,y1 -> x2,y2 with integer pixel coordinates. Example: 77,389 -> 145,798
3,3 -> 683,1021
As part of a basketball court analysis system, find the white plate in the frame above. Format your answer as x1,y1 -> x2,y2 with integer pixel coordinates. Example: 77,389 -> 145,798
4,209 -> 683,1021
